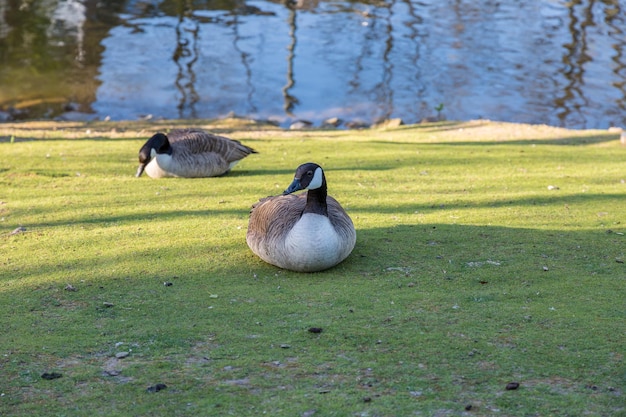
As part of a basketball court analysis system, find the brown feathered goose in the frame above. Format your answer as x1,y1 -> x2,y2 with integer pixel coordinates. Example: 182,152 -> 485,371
246,162 -> 356,272
135,128 -> 256,178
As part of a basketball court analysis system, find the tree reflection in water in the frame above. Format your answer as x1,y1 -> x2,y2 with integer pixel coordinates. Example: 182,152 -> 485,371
282,0 -> 299,117
173,0 -> 200,119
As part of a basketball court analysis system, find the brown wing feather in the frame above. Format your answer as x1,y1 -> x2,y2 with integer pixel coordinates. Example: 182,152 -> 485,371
168,128 -> 257,163
326,196 -> 356,241
175,151 -> 231,177
246,193 -> 306,258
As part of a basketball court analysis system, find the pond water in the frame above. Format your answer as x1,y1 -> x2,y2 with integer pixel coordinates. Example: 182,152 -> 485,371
0,0 -> 625,129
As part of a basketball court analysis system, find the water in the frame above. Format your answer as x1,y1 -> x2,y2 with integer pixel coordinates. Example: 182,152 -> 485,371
0,0 -> 624,129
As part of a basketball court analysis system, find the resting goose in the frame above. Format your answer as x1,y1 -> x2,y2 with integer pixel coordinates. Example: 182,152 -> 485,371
246,162 -> 356,272
135,128 -> 257,178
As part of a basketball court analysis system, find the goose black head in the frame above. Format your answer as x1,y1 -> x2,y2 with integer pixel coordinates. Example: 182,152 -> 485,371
135,133 -> 172,177
283,162 -> 325,195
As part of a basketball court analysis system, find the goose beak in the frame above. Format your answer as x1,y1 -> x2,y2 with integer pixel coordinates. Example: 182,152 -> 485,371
283,178 -> 303,195
136,163 -> 146,177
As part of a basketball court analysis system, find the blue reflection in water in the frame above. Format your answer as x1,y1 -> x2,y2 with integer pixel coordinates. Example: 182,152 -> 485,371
0,0 -> 624,129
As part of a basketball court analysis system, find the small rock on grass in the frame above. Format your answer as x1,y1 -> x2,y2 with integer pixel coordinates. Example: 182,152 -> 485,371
289,120 -> 313,130
308,327 -> 323,334
345,120 -> 369,129
147,383 -> 167,393
103,369 -> 120,376
506,382 -> 520,390
373,118 -> 404,129
322,117 -> 342,127
55,111 -> 98,122
41,372 -> 62,380
9,227 -> 26,236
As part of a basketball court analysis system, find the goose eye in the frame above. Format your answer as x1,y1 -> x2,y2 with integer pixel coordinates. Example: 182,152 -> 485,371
306,170 -> 313,176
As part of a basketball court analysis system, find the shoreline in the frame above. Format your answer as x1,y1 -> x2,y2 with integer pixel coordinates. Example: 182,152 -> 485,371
1,117 -> 622,142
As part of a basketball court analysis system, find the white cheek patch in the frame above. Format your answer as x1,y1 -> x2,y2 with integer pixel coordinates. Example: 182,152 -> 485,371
307,167 -> 324,190
150,148 -> 158,158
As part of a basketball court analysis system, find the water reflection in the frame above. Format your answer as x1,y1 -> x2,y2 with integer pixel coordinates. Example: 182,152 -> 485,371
604,1 -> 626,115
173,1 -> 200,118
232,9 -> 258,115
282,0 -> 298,116
556,0 -> 594,127
0,0 -> 624,129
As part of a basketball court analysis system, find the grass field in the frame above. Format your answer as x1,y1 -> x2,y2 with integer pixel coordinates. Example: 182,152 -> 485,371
0,119 -> 624,416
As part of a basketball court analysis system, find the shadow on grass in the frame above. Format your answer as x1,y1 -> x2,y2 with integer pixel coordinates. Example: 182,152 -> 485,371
8,187 -> 623,236
315,223 -> 626,289
228,168 -> 297,177
4,222 -> 623,282
1,237 -> 245,280
4,207 -> 249,230
353,192 -> 626,214
3,220 -> 624,359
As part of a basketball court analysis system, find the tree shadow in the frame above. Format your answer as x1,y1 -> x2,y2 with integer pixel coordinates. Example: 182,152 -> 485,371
228,168 -> 296,177
3,221 -> 623,298
5,207 -> 246,230
244,222 -> 624,285
353,191 -> 625,215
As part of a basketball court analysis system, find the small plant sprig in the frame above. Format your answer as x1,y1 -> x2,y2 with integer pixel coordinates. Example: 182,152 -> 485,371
435,103 -> 444,120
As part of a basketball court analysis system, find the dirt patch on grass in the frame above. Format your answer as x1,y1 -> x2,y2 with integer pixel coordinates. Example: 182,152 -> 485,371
1,118 -> 619,144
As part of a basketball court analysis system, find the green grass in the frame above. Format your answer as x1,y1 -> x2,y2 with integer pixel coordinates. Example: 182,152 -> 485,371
0,120 -> 624,416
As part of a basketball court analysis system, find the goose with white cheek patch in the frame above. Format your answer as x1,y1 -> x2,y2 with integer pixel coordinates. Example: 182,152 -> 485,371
136,128 -> 257,178
246,162 -> 356,272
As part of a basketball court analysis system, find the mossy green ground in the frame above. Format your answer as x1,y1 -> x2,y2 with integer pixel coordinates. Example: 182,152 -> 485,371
0,120 -> 624,416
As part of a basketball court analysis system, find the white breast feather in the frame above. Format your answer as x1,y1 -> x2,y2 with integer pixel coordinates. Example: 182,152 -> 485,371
283,213 -> 344,271
145,154 -> 176,178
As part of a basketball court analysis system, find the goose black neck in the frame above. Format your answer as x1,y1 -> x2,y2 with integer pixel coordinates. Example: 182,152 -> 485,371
304,182 -> 328,216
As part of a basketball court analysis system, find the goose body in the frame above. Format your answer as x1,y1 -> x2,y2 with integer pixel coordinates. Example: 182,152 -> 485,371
246,163 -> 356,272
136,128 -> 256,178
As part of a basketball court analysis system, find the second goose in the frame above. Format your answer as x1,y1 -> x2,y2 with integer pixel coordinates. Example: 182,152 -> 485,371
136,128 -> 257,178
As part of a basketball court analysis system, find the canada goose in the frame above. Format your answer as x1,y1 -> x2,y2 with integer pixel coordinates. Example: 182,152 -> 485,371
135,128 -> 257,178
246,162 -> 356,272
